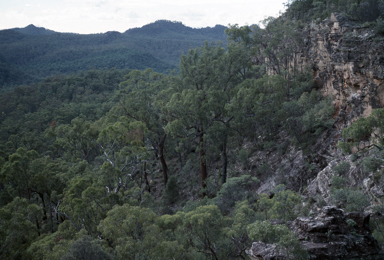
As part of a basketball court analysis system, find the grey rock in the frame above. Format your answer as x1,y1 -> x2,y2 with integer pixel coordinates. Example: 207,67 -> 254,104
248,206 -> 384,260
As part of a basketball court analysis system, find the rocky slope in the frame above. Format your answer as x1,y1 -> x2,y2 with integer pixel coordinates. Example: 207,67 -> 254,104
309,13 -> 384,124
303,13 -> 384,206
247,206 -> 384,260
250,13 -> 384,198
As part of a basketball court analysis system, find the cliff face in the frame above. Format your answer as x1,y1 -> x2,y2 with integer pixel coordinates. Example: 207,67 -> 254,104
307,13 -> 384,126
251,13 -> 384,201
301,13 -> 384,204
246,13 -> 384,260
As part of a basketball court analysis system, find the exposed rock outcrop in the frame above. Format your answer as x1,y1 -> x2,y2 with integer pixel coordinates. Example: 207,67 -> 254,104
306,13 -> 384,126
251,13 -> 384,196
247,206 -> 384,260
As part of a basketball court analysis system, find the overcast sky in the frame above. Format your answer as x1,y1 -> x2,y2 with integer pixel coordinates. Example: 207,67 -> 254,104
0,0 -> 287,34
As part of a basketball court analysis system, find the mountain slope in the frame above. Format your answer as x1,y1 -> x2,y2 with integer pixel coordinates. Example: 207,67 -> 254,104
0,20 -> 227,89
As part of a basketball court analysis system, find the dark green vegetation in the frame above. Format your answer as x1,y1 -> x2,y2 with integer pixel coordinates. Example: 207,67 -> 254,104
0,21 -> 227,91
286,0 -> 384,23
1,1 -> 384,259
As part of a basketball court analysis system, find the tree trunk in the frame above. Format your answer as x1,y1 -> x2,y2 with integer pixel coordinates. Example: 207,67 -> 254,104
158,133 -> 168,186
199,133 -> 208,198
222,136 -> 228,184
35,218 -> 40,236
143,162 -> 151,192
38,193 -> 47,221
48,196 -> 54,233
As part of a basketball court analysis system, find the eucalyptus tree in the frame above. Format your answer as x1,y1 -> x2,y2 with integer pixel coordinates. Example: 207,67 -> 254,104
166,42 -> 244,196
228,74 -> 287,142
118,68 -> 174,186
250,17 -> 305,98
47,117 -> 99,162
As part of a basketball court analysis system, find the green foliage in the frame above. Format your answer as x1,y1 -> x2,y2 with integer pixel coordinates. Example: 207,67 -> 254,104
285,90 -> 334,147
0,197 -> 41,259
98,204 -> 161,259
177,204 -> 240,259
61,236 -> 113,260
256,185 -> 302,222
330,181 -> 370,211
344,190 -> 371,212
362,155 -> 383,173
0,21 -> 228,88
229,74 -> 287,140
286,0 -> 384,23
212,175 -> 259,214
371,205 -> 384,249
376,18 -> 384,35
347,218 -> 357,228
237,148 -> 251,166
117,68 -> 174,185
247,220 -> 308,259
331,175 -> 347,190
268,186 -> 302,222
0,10 -> 349,258
164,175 -> 179,204
333,161 -> 351,175
338,108 -> 384,154
165,41 -> 245,195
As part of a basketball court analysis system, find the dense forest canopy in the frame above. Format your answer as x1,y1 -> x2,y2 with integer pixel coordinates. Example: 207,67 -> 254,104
1,0 -> 384,259
0,21 -> 227,92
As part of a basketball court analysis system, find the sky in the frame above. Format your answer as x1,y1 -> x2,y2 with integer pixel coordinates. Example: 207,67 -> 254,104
0,0 -> 288,34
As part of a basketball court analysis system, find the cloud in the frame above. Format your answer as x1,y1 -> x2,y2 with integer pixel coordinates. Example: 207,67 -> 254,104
0,0 -> 287,34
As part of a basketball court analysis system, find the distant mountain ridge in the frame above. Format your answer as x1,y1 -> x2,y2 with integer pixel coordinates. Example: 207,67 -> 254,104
125,20 -> 227,38
12,24 -> 57,35
0,20 -> 228,90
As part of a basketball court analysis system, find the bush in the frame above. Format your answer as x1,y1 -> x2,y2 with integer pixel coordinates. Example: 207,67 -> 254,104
213,175 -> 259,214
247,221 -> 308,260
347,218 -> 357,228
345,190 -> 370,212
332,161 -> 351,175
330,187 -> 370,211
256,185 -> 302,222
362,156 -> 383,173
331,175 -> 346,190
164,175 -> 179,204
376,18 -> 384,35
61,236 -> 113,260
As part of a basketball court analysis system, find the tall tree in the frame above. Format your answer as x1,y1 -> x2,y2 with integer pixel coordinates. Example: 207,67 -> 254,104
118,69 -> 173,186
166,42 -> 240,196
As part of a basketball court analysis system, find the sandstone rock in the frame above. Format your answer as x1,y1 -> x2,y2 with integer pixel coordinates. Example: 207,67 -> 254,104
306,13 -> 384,125
246,242 -> 288,260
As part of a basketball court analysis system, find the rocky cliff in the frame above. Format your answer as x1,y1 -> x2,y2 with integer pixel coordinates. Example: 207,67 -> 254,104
302,13 -> 384,206
250,13 -> 384,197
308,12 -> 384,125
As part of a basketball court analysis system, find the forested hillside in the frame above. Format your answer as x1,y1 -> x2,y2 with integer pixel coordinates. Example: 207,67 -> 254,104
0,21 -> 227,91
1,0 -> 384,259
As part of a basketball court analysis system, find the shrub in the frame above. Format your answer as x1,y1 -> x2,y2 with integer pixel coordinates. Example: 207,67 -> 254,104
332,161 -> 351,175
247,221 -> 308,260
347,218 -> 357,228
331,175 -> 347,190
376,18 -> 384,35
61,236 -> 113,260
345,190 -> 370,212
213,175 -> 259,214
164,175 -> 179,204
362,156 -> 383,173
